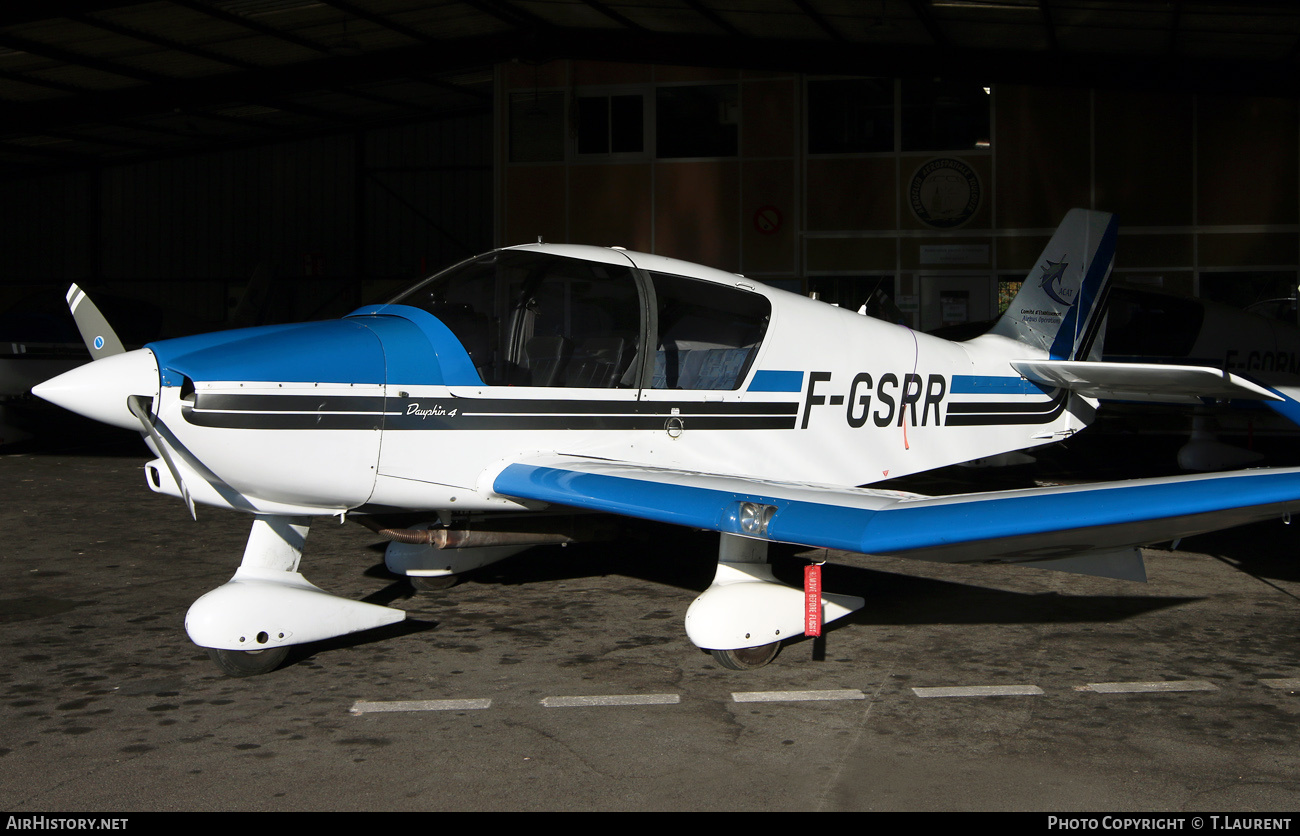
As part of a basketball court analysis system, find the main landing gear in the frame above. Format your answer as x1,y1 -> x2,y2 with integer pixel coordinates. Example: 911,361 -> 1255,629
185,518 -> 863,677
686,534 -> 864,670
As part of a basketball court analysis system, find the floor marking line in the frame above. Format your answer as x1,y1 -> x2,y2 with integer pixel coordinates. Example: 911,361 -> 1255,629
542,694 -> 681,707
1083,680 -> 1218,693
732,689 -> 866,703
912,685 -> 1044,698
1260,678 -> 1300,690
350,698 -> 492,714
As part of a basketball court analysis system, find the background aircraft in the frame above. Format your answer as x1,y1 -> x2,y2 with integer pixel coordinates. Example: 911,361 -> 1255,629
32,209 -> 1300,676
1099,284 -> 1300,470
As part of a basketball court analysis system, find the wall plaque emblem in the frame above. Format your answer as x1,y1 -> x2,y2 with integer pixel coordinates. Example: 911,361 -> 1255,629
909,157 -> 981,229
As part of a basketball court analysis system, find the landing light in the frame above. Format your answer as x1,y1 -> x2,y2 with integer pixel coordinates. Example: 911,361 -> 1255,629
739,502 -> 777,537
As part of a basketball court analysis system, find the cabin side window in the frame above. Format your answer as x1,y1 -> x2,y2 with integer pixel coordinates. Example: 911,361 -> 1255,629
650,272 -> 770,390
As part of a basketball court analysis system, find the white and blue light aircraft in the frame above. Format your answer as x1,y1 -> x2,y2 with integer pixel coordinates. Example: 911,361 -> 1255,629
33,209 -> 1300,676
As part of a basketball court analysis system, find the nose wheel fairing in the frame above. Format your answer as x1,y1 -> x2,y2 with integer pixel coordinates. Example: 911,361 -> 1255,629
185,565 -> 406,651
185,515 -> 405,660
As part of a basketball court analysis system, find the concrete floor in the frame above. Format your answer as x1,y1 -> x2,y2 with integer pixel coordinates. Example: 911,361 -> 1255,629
2,429 -> 1299,812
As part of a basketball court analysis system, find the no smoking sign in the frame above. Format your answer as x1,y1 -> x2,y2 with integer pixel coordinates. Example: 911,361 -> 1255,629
753,205 -> 783,235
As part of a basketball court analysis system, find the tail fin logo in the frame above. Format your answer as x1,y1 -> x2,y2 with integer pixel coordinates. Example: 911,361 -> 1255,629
1039,257 -> 1076,306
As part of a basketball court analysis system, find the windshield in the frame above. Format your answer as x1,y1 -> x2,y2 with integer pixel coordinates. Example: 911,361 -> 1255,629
389,250 -> 642,387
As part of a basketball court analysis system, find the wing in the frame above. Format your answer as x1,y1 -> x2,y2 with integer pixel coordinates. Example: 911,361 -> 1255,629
494,455 -> 1300,581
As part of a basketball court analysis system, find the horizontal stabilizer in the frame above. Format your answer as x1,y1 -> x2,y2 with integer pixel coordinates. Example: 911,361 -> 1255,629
1011,360 -> 1279,403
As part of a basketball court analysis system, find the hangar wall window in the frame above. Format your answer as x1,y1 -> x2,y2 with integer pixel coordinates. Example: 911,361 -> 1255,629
650,272 -> 769,390
901,80 -> 991,152
656,85 -> 739,159
509,91 -> 566,162
998,279 -> 1022,314
807,79 -> 894,154
574,93 -> 646,156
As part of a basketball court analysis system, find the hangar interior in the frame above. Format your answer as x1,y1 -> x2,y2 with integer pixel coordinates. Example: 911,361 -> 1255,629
500,61 -> 1299,331
2,2 -> 1299,336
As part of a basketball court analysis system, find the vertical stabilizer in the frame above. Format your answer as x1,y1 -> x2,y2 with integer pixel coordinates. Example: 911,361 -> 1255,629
989,209 -> 1118,360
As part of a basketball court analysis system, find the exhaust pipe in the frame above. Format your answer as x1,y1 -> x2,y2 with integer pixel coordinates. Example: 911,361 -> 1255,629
356,515 -> 618,550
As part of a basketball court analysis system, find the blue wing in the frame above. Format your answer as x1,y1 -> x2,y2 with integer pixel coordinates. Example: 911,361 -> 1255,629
494,455 -> 1300,580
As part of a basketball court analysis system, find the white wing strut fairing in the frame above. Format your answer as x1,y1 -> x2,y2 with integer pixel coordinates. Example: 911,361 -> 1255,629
30,208 -> 1300,675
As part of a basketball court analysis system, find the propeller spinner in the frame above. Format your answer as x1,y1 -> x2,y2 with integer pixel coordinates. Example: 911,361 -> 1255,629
33,287 -> 194,518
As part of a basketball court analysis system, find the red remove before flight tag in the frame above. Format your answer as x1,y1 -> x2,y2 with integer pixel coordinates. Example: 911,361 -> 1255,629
804,564 -> 822,636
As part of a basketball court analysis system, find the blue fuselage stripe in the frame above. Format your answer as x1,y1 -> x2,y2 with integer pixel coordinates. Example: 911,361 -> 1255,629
747,370 -> 804,392
950,375 -> 1048,395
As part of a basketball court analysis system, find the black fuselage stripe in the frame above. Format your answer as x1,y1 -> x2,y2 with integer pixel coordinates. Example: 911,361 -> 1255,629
181,407 -> 796,431
189,394 -> 799,416
183,410 -> 384,430
194,394 -> 387,412
183,393 -> 1068,430
946,393 -> 1067,415
944,393 -> 1069,426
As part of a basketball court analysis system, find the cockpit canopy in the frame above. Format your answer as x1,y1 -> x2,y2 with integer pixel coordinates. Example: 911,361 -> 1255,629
389,249 -> 771,391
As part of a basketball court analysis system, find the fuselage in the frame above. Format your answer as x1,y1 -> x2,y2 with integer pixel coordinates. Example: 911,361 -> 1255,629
42,244 -> 1088,516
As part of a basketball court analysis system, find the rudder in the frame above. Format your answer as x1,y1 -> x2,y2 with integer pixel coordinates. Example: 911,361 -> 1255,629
989,209 -> 1118,361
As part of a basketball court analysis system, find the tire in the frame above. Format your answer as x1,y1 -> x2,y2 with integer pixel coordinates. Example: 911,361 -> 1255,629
410,574 -> 460,591
206,646 -> 290,677
710,642 -> 781,670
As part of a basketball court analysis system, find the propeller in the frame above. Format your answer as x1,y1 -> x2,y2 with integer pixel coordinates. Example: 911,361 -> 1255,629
127,393 -> 196,520
66,284 -> 125,360
36,284 -> 198,519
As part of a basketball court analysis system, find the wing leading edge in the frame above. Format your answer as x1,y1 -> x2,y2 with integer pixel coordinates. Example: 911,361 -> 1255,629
494,456 -> 1300,580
